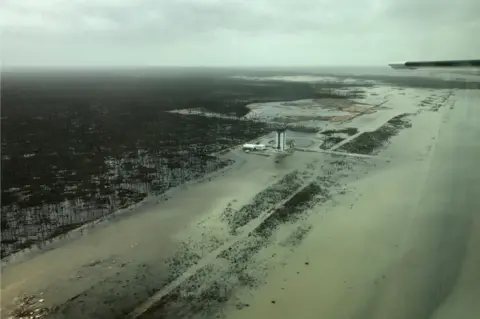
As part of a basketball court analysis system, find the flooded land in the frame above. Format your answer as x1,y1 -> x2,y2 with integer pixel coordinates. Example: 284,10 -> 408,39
1,68 -> 479,319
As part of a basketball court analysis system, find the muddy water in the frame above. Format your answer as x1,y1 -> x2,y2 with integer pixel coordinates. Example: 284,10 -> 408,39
0,152 -> 296,318
222,90 -> 480,319
3,90 -> 479,319
224,159 -> 427,319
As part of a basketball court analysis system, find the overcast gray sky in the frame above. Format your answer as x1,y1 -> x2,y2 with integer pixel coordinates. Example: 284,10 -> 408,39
1,0 -> 479,67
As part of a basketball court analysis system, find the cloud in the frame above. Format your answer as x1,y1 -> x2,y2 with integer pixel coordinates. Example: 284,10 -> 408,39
1,0 -> 479,67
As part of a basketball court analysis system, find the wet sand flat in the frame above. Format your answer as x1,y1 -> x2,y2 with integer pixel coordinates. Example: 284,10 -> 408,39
0,152 -> 303,318
223,89 -> 480,319
2,87 -> 479,319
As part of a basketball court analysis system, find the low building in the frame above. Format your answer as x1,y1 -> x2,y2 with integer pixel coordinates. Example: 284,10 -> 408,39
242,143 -> 266,151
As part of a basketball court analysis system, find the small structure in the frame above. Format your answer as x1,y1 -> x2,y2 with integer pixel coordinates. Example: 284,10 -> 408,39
242,143 -> 266,152
275,128 -> 287,151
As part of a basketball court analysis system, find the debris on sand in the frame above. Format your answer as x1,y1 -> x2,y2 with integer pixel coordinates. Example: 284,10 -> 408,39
337,114 -> 412,154
320,136 -> 345,150
7,293 -> 58,319
222,171 -> 304,234
235,302 -> 250,309
280,224 -> 313,247
254,181 -> 331,240
142,178 -> 330,319
165,242 -> 203,282
141,157 -> 360,319
319,127 -> 359,150
143,248 -> 265,319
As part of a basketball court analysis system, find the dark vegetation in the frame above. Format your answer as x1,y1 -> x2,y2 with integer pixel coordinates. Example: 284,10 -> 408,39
322,127 -> 359,136
253,181 -> 328,239
5,68 -> 475,319
1,70 -> 329,258
40,156 -> 354,319
139,168 -> 340,319
319,127 -> 359,150
338,114 -> 412,154
2,68 -> 465,258
286,125 -> 320,133
222,171 -> 303,234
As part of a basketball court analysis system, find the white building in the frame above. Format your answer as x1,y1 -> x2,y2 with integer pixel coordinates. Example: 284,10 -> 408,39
242,143 -> 266,151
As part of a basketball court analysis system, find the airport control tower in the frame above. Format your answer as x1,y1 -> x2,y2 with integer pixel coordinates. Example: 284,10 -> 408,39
275,128 -> 287,151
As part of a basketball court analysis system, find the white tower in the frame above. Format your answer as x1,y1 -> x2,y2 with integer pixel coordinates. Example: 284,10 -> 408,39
275,129 -> 287,151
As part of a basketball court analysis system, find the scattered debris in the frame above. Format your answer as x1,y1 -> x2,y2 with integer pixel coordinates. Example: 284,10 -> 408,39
319,127 -> 359,150
280,224 -> 313,247
235,302 -> 250,310
222,171 -> 304,234
7,294 -> 57,319
142,161 -> 349,319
